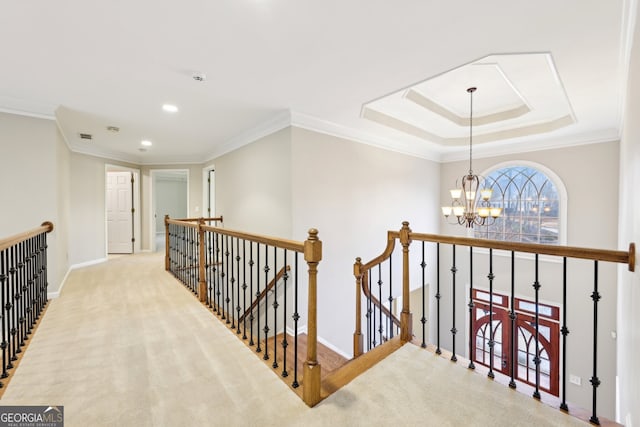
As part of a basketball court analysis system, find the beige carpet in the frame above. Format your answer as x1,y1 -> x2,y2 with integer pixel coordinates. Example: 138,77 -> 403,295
0,253 -> 587,426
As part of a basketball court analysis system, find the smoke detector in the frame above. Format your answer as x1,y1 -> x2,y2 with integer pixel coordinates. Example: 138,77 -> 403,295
107,126 -> 120,133
192,72 -> 206,82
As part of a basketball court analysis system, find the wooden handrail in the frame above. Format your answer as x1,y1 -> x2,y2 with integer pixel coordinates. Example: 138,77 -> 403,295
172,216 -> 224,223
0,221 -> 54,252
410,232 -> 636,272
359,270 -> 401,329
238,265 -> 290,324
201,224 -> 305,253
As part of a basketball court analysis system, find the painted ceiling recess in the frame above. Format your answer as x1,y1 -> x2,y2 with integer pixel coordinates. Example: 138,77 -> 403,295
0,1 -> 632,164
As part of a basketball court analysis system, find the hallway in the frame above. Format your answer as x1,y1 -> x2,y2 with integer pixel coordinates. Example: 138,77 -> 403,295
0,253 -> 587,426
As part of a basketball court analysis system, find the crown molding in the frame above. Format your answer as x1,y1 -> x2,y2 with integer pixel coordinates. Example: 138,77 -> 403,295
439,128 -> 620,163
0,107 -> 55,121
290,111 -> 442,162
204,110 -> 292,161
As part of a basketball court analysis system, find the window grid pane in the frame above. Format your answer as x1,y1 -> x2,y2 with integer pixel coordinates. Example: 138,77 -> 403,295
475,166 -> 560,244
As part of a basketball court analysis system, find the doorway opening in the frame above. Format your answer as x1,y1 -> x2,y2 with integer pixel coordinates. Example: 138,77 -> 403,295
203,166 -> 215,218
151,169 -> 189,252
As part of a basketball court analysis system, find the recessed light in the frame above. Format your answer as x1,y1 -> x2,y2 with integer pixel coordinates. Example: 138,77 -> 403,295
162,104 -> 178,113
141,140 -> 153,147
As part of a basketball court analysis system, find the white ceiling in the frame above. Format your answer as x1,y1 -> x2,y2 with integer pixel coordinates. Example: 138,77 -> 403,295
0,1 -> 635,164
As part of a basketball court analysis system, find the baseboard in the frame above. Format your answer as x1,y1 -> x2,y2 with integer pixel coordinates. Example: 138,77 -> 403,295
48,257 -> 108,299
286,325 -> 351,359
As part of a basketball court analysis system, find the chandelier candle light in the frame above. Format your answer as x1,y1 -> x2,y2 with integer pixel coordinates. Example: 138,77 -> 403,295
442,87 -> 502,228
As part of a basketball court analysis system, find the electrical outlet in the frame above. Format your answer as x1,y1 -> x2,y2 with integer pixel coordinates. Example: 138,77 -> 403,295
569,374 -> 581,386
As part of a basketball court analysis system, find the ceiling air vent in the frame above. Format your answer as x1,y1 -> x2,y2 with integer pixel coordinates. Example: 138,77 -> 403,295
79,133 -> 93,140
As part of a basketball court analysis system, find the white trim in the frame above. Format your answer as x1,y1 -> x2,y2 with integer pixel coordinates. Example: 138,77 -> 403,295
291,111 -> 442,162
202,165 -> 216,218
0,107 -> 56,121
286,325 -> 351,359
616,0 -> 638,134
49,257 -> 108,299
204,110 -> 291,161
440,130 -> 619,163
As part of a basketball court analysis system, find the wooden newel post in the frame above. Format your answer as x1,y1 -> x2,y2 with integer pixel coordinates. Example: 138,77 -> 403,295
198,218 -> 207,303
303,228 -> 322,407
400,221 -> 413,342
164,215 -> 170,271
353,257 -> 364,358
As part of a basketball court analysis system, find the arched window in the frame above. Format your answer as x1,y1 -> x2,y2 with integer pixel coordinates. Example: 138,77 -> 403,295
474,164 -> 565,244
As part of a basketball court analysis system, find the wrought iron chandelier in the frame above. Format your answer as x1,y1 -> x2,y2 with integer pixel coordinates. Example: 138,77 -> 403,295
441,87 -> 502,228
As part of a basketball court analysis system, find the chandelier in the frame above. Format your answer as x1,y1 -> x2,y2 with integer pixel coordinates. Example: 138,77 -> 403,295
441,87 -> 502,228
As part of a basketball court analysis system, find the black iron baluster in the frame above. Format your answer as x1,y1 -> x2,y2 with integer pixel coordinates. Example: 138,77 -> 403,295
436,242 -> 441,355
207,231 -> 213,308
421,241 -> 427,349
24,238 -> 32,338
230,237 -> 236,329
468,247 -> 475,370
256,244 -> 262,353
282,249 -> 288,377
242,240 -> 248,340
560,257 -> 569,411
10,244 -> 17,363
249,242 -> 255,346
42,232 -> 48,307
235,238 -> 241,334
1,248 -> 8,380
214,232 -> 221,314
451,244 -> 457,362
272,247 -> 278,368
225,235 -> 231,323
292,253 -> 300,388
388,256 -> 393,339
28,236 -> 36,335
17,240 -> 25,350
509,251 -> 517,389
532,253 -> 541,400
263,245 -> 270,360
487,248 -> 495,378
367,271 -> 372,351
589,261 -> 600,425
377,264 -> 383,345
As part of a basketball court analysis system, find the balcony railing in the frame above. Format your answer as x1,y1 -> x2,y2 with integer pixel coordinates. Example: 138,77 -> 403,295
354,221 -> 635,425
164,216 -> 323,406
0,222 -> 54,392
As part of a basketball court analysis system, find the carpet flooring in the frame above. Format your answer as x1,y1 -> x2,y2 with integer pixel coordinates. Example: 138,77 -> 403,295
0,253 -> 587,426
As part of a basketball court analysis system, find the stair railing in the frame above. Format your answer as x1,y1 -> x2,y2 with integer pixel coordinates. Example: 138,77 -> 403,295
165,216 -> 323,407
354,221 -> 635,424
0,222 -> 54,390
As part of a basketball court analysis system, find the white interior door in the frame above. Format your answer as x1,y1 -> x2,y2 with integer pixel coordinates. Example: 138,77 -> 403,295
107,171 -> 133,254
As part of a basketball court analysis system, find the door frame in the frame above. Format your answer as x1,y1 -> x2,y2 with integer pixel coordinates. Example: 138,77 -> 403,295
150,169 -> 190,252
202,164 -> 215,218
105,164 -> 141,255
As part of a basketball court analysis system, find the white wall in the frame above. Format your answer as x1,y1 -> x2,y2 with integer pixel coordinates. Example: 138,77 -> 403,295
617,3 -> 640,425
438,141 -> 620,418
68,153 -> 138,265
291,126 -> 440,356
154,177 -> 188,233
0,112 -> 68,292
213,127 -> 293,237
